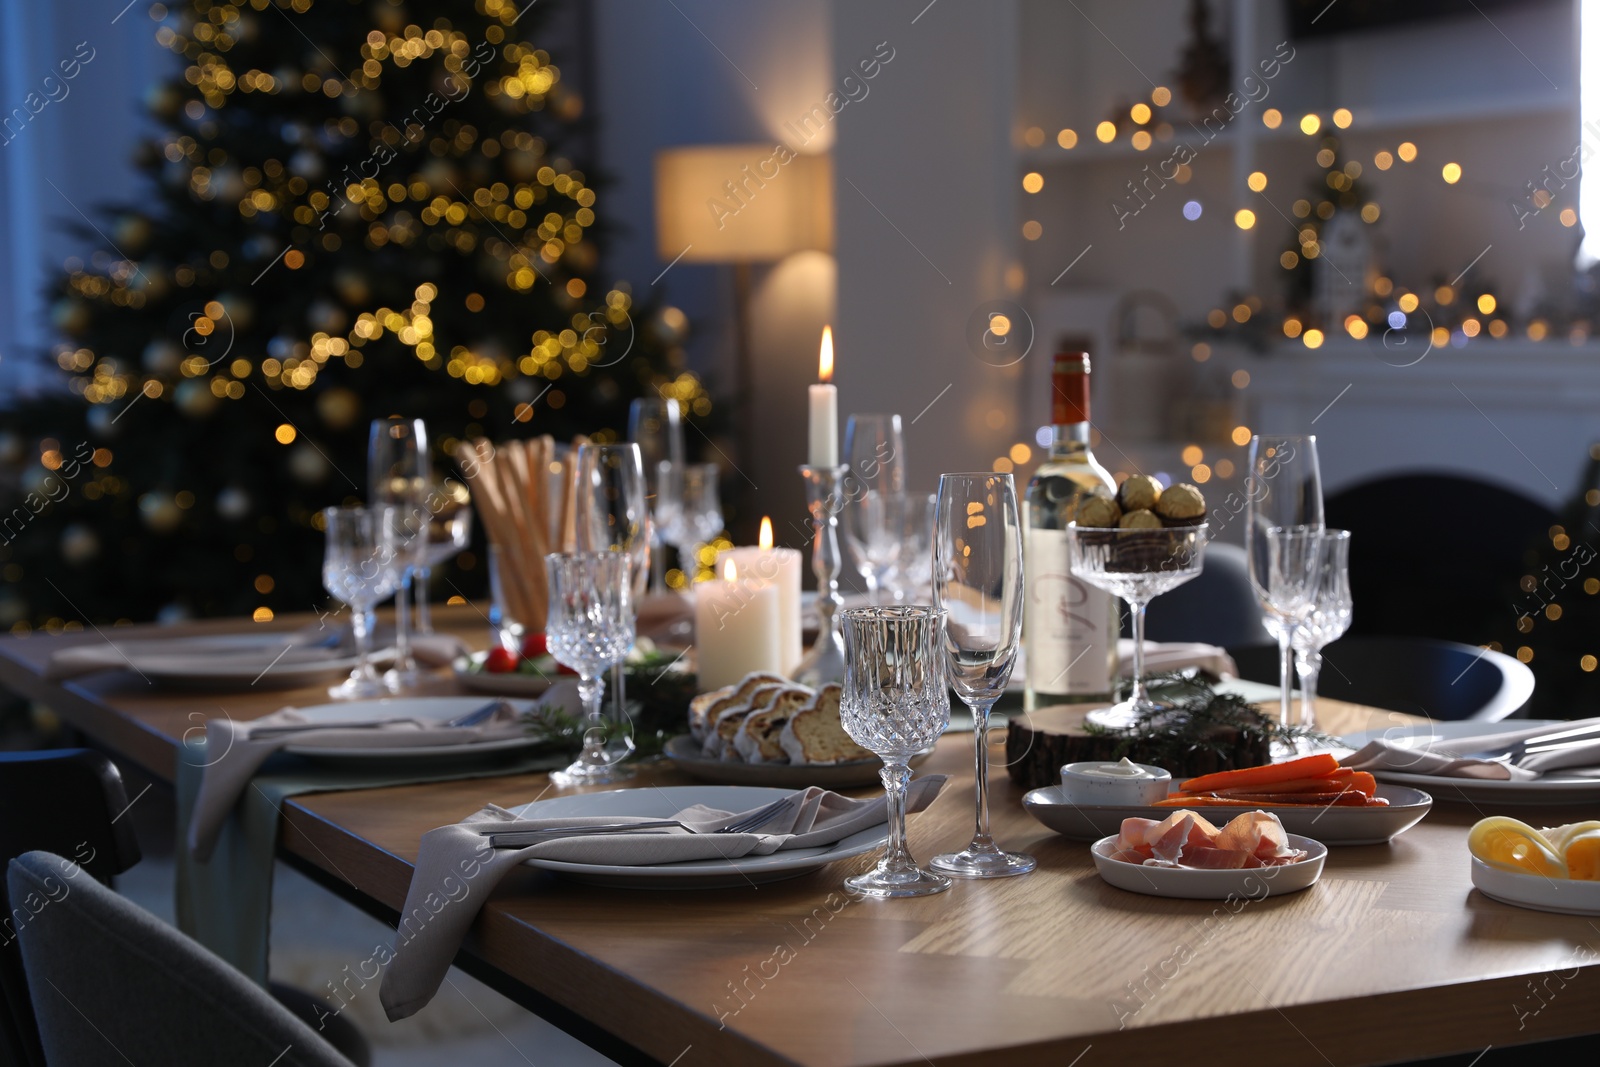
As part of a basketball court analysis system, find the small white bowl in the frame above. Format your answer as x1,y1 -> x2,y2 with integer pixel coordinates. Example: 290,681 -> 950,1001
1090,833 -> 1327,900
1471,858 -> 1600,916
1060,759 -> 1171,806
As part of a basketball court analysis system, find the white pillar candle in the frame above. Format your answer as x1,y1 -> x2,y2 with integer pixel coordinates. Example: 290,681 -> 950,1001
718,518 -> 804,675
694,558 -> 783,691
807,325 -> 838,468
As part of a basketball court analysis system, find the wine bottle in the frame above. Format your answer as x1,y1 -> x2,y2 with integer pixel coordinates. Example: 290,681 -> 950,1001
1023,349 -> 1119,709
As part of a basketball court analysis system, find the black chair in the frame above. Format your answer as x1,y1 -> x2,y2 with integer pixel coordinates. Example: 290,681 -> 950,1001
0,749 -> 142,1067
0,750 -> 369,1066
1228,636 -> 1535,722
1139,542 -> 1266,648
1325,473 -> 1557,645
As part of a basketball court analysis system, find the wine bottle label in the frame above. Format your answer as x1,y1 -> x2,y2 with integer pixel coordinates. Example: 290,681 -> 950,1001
1024,527 -> 1113,694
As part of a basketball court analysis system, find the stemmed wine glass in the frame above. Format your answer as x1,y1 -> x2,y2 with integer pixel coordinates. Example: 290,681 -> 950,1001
545,552 -> 636,787
929,474 -> 1035,879
1245,434 -> 1326,726
843,414 -> 905,604
885,492 -> 937,603
661,462 -> 722,581
1284,529 -> 1352,729
1067,523 -> 1210,729
369,417 -> 428,689
839,605 -> 951,898
628,398 -> 684,593
575,442 -> 649,770
322,505 -> 405,700
414,479 -> 472,636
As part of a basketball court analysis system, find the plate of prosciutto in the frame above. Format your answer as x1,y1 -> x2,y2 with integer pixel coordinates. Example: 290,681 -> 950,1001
1090,809 -> 1327,899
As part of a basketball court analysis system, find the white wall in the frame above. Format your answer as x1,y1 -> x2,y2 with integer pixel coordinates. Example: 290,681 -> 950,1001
593,0 -> 835,547
831,0 -> 1026,492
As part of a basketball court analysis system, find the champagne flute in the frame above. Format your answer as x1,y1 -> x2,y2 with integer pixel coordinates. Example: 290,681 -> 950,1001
369,417 -> 428,689
843,414 -> 905,604
1245,434 -> 1326,726
546,552 -> 635,787
576,441 -> 649,770
839,605 -> 951,898
322,505 -> 404,700
629,398 -> 684,593
929,474 -> 1035,879
662,462 -> 721,580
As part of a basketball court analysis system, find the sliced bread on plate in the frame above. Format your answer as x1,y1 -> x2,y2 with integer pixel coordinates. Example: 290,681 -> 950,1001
733,686 -> 813,763
779,684 -> 873,765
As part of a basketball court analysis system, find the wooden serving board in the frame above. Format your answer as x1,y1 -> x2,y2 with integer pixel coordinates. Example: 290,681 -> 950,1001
1005,702 -> 1272,790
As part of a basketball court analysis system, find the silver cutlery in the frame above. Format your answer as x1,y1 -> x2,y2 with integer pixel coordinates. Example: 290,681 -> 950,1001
1454,722 -> 1600,765
481,794 -> 800,847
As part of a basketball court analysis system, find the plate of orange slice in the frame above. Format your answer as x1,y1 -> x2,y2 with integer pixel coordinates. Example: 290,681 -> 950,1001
1467,817 -> 1600,915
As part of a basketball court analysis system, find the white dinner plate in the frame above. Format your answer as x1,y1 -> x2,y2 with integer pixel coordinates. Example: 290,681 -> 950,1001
1090,832 -> 1327,899
281,697 -> 542,760
1024,783 -> 1431,846
1471,858 -> 1600,916
451,651 -> 557,697
506,785 -> 890,889
97,633 -> 389,691
1339,720 -> 1600,806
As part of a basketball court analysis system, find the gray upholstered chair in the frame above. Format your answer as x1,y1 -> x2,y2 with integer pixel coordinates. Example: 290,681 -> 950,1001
7,851 -> 355,1067
1140,541 -> 1266,649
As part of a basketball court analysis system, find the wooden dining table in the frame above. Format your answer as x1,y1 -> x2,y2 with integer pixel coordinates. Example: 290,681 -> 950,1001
1,609 -> 1597,1067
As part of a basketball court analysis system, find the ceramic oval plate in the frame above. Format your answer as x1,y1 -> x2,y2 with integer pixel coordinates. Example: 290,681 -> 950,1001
663,735 -> 929,789
1471,858 -> 1600,916
1090,833 -> 1327,900
507,785 -> 888,889
1023,783 -> 1431,846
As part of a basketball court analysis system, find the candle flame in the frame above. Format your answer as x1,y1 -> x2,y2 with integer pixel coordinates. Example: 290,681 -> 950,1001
759,516 -> 773,550
723,558 -> 737,582
818,325 -> 834,382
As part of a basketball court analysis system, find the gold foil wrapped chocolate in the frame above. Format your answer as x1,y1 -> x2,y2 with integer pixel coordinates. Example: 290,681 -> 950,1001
1118,508 -> 1163,529
1118,474 -> 1162,513
1074,493 -> 1122,528
1156,482 -> 1207,526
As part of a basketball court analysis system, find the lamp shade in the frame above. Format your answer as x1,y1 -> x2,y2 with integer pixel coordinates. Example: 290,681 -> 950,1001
655,145 -> 833,263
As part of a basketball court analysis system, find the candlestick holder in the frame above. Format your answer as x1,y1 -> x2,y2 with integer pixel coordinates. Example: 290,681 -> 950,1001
795,463 -> 849,686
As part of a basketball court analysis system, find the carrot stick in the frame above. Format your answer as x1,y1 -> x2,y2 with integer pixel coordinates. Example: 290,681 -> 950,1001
1345,771 -> 1377,797
1179,753 -> 1341,794
1210,772 -> 1356,795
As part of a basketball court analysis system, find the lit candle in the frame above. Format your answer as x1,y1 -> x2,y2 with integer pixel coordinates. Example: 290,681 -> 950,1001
693,558 -> 783,690
717,516 -> 804,675
807,326 -> 838,468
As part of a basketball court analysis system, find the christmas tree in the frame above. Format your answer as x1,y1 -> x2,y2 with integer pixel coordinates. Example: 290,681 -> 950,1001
1,0 -> 712,629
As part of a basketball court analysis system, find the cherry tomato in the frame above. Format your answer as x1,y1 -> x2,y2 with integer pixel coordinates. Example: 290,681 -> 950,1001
484,647 -> 518,673
520,632 -> 548,659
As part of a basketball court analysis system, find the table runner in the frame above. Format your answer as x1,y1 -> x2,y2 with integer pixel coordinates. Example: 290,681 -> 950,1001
173,743 -> 569,985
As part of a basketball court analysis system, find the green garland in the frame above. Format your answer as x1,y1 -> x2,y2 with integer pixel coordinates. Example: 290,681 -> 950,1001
517,649 -> 697,760
1082,672 -> 1331,768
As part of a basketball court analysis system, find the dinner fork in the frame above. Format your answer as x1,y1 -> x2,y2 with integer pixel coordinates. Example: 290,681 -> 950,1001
247,699 -> 511,738
1454,721 -> 1600,764
481,794 -> 800,846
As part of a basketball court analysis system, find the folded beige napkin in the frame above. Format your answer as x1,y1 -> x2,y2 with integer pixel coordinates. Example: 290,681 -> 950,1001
1341,718 -> 1600,781
378,776 -> 948,1021
1117,639 -> 1238,679
185,687 -> 567,862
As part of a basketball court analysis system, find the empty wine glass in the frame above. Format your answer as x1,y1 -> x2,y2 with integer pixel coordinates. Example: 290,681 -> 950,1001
1292,529 -> 1352,729
929,474 -> 1035,880
576,442 -> 649,760
369,417 -> 428,689
885,492 -> 937,603
414,479 -> 472,636
322,505 -> 405,700
1245,434 -> 1326,726
843,414 -> 905,603
839,605 -> 951,898
1067,523 -> 1210,729
661,462 -> 721,580
629,398 -> 684,592
546,552 -> 636,787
